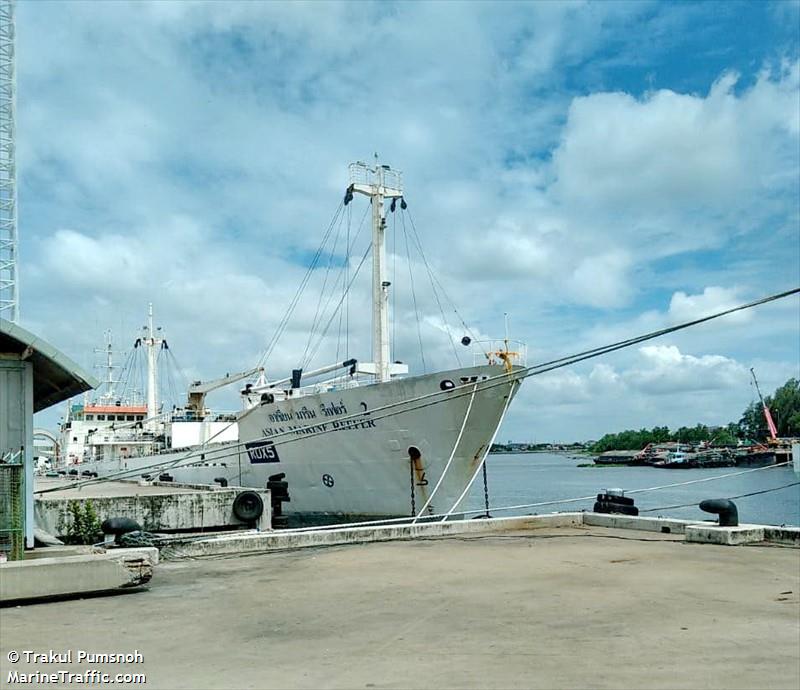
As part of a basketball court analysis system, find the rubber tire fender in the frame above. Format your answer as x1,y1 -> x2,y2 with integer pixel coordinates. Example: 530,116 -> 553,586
233,490 -> 264,522
102,517 -> 142,536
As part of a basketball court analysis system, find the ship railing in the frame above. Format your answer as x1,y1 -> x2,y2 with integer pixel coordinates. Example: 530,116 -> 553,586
242,374 -> 365,409
472,339 -> 527,367
289,374 -> 365,398
348,161 -> 403,193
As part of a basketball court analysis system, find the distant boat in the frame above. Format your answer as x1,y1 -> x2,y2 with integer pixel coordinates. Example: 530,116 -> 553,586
651,444 -> 697,469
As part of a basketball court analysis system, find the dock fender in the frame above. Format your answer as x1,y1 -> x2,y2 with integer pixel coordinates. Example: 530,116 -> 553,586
233,490 -> 264,523
102,517 -> 142,536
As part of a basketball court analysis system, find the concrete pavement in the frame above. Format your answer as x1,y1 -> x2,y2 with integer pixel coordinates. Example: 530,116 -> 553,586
1,525 -> 798,689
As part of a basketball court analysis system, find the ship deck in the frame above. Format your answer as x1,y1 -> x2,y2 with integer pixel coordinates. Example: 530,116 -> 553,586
2,524 -> 798,689
35,477 -> 208,498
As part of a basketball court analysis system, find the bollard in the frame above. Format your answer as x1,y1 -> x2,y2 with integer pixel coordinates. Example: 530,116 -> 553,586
699,498 -> 738,527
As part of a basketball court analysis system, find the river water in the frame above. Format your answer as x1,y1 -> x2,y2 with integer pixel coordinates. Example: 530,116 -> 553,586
465,452 -> 800,527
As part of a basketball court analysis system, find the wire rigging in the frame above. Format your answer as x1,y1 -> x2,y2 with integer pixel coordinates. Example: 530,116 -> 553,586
258,200 -> 345,368
256,190 -> 485,376
404,206 -> 485,360
299,206 -> 347,368
400,210 -> 460,366
400,207 -> 427,372
301,204 -> 370,369
335,204 -> 354,363
639,481 -> 800,513
303,241 -> 374,368
38,287 -> 800,495
392,208 -> 397,356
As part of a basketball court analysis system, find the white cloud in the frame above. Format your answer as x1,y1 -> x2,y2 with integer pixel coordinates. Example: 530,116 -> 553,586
627,345 -> 748,394
568,251 -> 633,308
553,66 -> 799,211
510,343 -> 781,440
15,2 -> 799,441
667,286 -> 751,325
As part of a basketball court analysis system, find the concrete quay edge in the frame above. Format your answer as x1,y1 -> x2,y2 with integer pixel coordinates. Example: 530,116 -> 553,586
163,512 -> 585,558
583,513 -> 696,533
0,548 -> 159,604
166,511 -> 800,559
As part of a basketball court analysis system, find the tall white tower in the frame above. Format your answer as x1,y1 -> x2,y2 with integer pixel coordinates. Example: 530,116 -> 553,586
0,0 -> 16,323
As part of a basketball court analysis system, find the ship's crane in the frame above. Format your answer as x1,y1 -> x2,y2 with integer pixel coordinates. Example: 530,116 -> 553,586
750,367 -> 778,441
186,366 -> 264,418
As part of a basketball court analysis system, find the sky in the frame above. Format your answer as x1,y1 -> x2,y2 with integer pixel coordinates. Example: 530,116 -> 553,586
17,0 -> 800,442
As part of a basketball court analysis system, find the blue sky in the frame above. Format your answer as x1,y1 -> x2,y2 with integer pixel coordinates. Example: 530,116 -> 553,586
18,0 -> 800,440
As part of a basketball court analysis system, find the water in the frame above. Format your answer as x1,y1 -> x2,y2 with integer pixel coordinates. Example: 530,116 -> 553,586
466,453 -> 800,526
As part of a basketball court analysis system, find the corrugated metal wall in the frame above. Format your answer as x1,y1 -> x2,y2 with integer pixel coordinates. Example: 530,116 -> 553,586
0,357 -> 33,552
1,358 -> 27,448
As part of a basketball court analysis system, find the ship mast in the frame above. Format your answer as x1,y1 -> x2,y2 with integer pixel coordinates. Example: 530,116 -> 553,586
142,303 -> 164,430
345,160 -> 404,383
94,329 -> 121,405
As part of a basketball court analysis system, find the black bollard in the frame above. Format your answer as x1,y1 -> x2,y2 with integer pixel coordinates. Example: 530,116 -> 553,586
699,498 -> 738,527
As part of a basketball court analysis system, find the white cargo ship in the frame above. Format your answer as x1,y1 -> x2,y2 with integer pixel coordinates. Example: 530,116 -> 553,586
61,162 -> 525,519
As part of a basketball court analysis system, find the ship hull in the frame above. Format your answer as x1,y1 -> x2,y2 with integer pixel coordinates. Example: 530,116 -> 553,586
80,364 -> 522,518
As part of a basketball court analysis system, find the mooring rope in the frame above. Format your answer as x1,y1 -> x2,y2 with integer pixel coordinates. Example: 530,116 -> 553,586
37,287 -> 799,495
411,381 -> 479,523
251,461 -> 796,535
639,480 -> 800,513
442,379 -> 519,521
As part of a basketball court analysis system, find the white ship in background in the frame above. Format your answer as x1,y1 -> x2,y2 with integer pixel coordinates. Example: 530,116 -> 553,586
62,162 -> 525,519
59,316 -> 239,468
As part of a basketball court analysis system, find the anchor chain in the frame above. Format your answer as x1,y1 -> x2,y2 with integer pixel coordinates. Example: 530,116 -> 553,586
410,457 -> 416,517
482,458 -> 491,518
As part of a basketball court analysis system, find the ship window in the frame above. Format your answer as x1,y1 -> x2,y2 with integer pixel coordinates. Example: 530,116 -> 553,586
97,415 -> 106,421
136,415 -> 144,421
86,415 -> 93,420
126,415 -> 134,421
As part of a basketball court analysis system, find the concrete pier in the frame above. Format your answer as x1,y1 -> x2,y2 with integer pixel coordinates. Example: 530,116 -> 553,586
35,478 -> 271,536
1,522 -> 797,689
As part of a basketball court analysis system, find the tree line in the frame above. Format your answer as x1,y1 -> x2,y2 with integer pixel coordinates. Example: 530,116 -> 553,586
590,377 -> 800,453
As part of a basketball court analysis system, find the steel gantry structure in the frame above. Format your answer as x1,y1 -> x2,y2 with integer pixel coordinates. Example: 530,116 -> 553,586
0,0 -> 16,323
